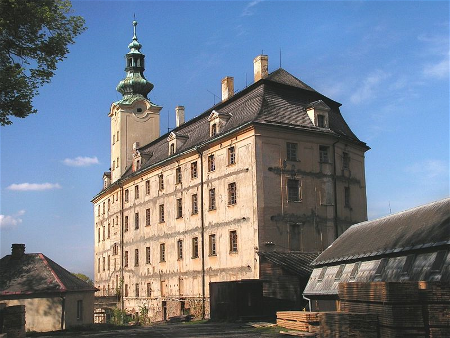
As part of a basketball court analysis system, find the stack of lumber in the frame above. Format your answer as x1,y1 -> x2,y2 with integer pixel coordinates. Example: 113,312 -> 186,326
277,311 -> 319,335
318,311 -> 378,338
418,282 -> 450,338
338,281 -> 419,303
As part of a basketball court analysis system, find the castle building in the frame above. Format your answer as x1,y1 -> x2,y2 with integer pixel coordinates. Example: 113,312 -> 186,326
92,21 -> 369,320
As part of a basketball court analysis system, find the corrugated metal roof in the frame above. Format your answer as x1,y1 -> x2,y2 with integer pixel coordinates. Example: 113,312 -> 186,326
313,198 -> 450,266
0,253 -> 97,296
258,251 -> 319,277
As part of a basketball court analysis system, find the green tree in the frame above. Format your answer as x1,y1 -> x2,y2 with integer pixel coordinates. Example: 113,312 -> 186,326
73,272 -> 94,285
0,0 -> 86,125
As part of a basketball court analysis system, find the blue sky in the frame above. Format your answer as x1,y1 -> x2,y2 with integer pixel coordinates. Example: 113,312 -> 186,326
1,1 -> 448,278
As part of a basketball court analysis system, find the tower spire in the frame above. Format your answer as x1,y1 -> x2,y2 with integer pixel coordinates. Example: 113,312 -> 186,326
116,20 -> 154,103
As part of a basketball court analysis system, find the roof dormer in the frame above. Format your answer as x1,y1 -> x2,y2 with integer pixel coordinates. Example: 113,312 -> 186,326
306,100 -> 331,128
208,110 -> 232,137
167,131 -> 189,156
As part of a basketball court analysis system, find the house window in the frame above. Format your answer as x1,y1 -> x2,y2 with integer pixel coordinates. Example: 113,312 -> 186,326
335,264 -> 345,281
113,134 -> 115,144
159,204 -> 165,223
228,182 -> 237,205
135,283 -> 139,297
97,205 -> 100,217
192,237 -> 199,258
124,216 -> 129,232
287,179 -> 300,202
124,189 -> 129,202
208,154 -> 215,172
170,143 -> 175,155
176,198 -> 183,218
228,146 -> 236,165
344,187 -> 350,207
191,161 -> 198,179
229,230 -> 238,253
159,174 -> 164,191
287,142 -> 298,161
135,185 -> 139,199
145,180 -> 150,195
209,188 -> 216,210
431,250 -> 447,272
135,212 -> 139,229
107,199 -> 110,211
192,194 -> 198,215
317,114 -> 326,128
117,131 -> 119,142
107,255 -> 110,271
124,251 -> 129,267
319,146 -> 329,163
343,152 -> 350,169
350,262 -> 361,279
317,266 -> 327,281
209,234 -> 217,256
102,226 -> 105,241
113,243 -> 118,255
97,257 -> 100,273
176,167 -> 182,184
107,223 -> 110,238
124,284 -> 128,297
401,254 -> 415,275
76,300 -> 83,320
146,246 -> 151,264
177,239 -> 183,260
102,202 -> 105,214
102,257 -> 105,271
211,123 -> 217,136
135,248 -> 139,266
160,243 -> 166,262
147,283 -> 152,297
375,258 -> 388,276
145,208 -> 150,226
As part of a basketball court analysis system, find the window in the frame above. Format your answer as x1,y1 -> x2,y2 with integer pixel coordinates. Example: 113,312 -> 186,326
135,185 -> 139,199
145,180 -> 150,195
116,157 -> 119,168
287,142 -> 298,161
159,204 -> 165,223
192,237 -> 199,258
402,254 -> 415,275
287,179 -> 300,202
209,188 -> 216,210
124,284 -> 128,297
191,161 -> 198,179
76,300 -> 83,320
97,205 -> 100,217
431,250 -> 447,272
317,266 -> 327,281
117,131 -> 119,141
317,114 -> 326,128
176,198 -> 183,218
107,199 -> 110,211
158,174 -> 164,190
145,208 -> 150,226
124,251 -> 128,267
319,146 -> 329,163
135,283 -> 140,297
147,283 -> 152,297
335,264 -> 345,280
170,143 -> 175,155
102,257 -> 106,271
97,228 -> 100,243
146,246 -> 151,264
97,257 -> 100,273
209,234 -> 217,256
107,223 -> 110,239
177,239 -> 183,260
208,154 -> 215,172
160,243 -> 166,262
344,187 -> 350,207
135,212 -> 139,230
192,194 -> 198,215
375,258 -> 388,276
113,243 -> 118,255
211,123 -> 217,136
124,216 -> 129,232
124,189 -> 129,202
343,152 -> 350,169
107,255 -> 110,271
176,167 -> 182,184
228,182 -> 237,205
228,146 -> 236,165
102,202 -> 105,214
134,249 -> 139,266
229,230 -> 238,253
102,226 -> 105,241
350,262 -> 361,279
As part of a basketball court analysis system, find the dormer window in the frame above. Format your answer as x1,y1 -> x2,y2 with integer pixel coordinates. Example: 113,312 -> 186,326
317,114 -> 326,128
208,110 -> 232,137
167,131 -> 188,156
170,143 -> 175,155
211,124 -> 217,137
306,100 -> 330,128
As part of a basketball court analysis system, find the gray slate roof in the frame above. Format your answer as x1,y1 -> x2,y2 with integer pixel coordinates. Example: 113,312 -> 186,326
259,251 -> 319,277
119,68 -> 367,182
313,198 -> 450,266
0,253 -> 97,296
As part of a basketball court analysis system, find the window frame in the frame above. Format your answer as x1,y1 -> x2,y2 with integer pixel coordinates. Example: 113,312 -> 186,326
286,142 -> 298,161
191,161 -> 198,179
208,154 -> 215,172
192,194 -> 198,215
229,230 -> 238,253
287,179 -> 301,202
176,167 -> 182,184
159,204 -> 165,223
160,243 -> 166,262
176,198 -> 183,218
177,239 -> 183,260
319,145 -> 329,163
192,237 -> 199,258
228,146 -> 236,165
145,208 -> 150,226
209,234 -> 217,256
209,188 -> 216,210
228,182 -> 237,205
146,246 -> 151,264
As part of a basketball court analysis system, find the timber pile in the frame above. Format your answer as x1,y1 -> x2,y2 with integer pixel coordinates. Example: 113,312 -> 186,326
276,311 -> 319,335
318,312 -> 378,338
419,282 -> 450,338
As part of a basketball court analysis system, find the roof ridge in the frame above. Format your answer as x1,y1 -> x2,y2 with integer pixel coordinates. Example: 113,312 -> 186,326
39,253 -> 67,292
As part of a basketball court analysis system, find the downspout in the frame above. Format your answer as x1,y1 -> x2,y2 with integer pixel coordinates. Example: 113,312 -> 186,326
302,295 -> 312,312
195,146 -> 206,320
332,138 -> 340,240
60,296 -> 65,330
120,184 -> 124,316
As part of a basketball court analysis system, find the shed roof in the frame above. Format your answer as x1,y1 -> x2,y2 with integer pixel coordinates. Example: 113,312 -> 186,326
313,198 -> 450,266
0,253 -> 97,296
259,251 -> 319,277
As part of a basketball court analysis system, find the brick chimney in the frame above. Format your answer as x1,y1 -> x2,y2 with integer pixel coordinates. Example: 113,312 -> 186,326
175,106 -> 185,127
221,76 -> 234,101
254,55 -> 268,82
11,244 -> 25,260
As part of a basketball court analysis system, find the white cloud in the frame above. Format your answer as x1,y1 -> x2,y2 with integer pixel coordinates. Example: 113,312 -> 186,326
423,58 -> 449,79
418,33 -> 449,80
405,159 -> 448,180
350,70 -> 390,104
7,183 -> 62,191
0,210 -> 25,229
241,0 -> 262,17
62,156 -> 99,167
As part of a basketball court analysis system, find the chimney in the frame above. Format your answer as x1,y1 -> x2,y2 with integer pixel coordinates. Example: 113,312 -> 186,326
175,106 -> 185,127
253,55 -> 269,82
221,76 -> 234,101
11,244 -> 25,260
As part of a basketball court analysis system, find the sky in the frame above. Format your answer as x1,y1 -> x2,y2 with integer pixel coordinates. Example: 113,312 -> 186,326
1,0 -> 449,278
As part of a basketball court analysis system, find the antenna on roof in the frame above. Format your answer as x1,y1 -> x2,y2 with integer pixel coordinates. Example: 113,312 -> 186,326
167,110 -> 170,133
206,89 -> 219,105
279,48 -> 282,68
245,73 -> 248,88
389,201 -> 392,214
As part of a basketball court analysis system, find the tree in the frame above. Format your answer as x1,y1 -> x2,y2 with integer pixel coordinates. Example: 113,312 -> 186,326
0,0 -> 86,125
73,272 -> 94,285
